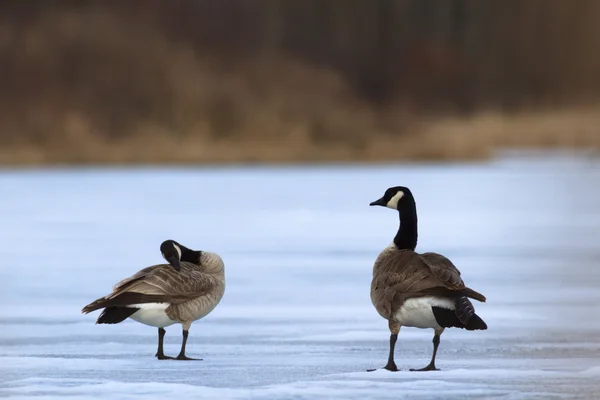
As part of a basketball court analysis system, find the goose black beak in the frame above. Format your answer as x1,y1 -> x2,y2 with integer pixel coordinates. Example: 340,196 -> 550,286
166,256 -> 181,271
369,197 -> 386,207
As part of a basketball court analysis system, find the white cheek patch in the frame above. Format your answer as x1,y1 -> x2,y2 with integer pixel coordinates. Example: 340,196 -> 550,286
386,191 -> 404,209
173,244 -> 182,260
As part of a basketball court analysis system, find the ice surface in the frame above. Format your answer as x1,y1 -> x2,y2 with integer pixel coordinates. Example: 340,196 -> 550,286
2,155 -> 600,399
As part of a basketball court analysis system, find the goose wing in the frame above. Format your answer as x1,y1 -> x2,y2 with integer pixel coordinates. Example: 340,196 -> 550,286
371,249 -> 485,318
418,252 -> 464,290
371,249 -> 431,318
112,265 -> 159,291
82,262 -> 215,313
112,262 -> 215,302
419,252 -> 486,302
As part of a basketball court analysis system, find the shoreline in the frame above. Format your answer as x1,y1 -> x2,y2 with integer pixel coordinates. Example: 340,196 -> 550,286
2,108 -> 598,166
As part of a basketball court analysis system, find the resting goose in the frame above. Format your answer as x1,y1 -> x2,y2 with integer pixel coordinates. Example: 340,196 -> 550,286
368,186 -> 487,371
82,240 -> 225,360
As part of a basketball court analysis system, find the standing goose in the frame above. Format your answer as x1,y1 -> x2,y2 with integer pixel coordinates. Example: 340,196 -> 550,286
82,240 -> 225,360
368,186 -> 487,372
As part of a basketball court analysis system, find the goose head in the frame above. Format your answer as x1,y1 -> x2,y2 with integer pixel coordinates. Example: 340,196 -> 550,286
160,240 -> 185,271
369,186 -> 414,211
160,240 -> 203,271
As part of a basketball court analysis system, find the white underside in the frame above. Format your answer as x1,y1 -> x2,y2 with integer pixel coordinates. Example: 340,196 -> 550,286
394,296 -> 455,329
127,303 -> 177,328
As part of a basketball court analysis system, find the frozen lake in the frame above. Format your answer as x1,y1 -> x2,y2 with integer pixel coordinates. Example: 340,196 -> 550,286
2,155 -> 600,399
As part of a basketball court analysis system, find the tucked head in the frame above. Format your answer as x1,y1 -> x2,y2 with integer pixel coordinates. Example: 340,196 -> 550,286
160,240 -> 184,271
160,239 -> 202,271
369,186 -> 413,210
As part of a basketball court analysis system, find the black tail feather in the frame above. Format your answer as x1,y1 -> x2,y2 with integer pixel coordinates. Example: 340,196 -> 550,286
465,313 -> 488,330
455,296 -> 475,325
96,307 -> 139,324
432,306 -> 488,331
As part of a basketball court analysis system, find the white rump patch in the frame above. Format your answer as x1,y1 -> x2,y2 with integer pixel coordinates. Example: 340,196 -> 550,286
394,296 -> 455,329
129,303 -> 177,328
386,191 -> 404,209
130,303 -> 169,311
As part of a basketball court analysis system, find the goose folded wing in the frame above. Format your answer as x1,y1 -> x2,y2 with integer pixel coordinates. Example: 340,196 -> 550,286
418,252 -> 465,290
376,251 -> 462,292
375,251 -> 478,316
106,263 -> 215,306
112,265 -> 160,291
372,250 -> 436,316
418,252 -> 486,302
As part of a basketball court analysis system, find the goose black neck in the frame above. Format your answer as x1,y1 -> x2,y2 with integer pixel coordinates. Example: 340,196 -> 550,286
393,200 -> 418,250
180,248 -> 202,264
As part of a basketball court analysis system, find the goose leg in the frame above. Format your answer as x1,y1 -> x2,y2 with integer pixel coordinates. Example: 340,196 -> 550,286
368,321 -> 400,372
155,328 -> 174,360
175,328 -> 202,361
410,328 -> 444,371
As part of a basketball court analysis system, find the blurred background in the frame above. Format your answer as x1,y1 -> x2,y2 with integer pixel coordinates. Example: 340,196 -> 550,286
1,0 -> 599,165
2,2 -> 600,399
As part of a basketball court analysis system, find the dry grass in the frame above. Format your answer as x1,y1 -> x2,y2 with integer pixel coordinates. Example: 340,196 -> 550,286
1,106 -> 599,166
388,107 -> 600,161
0,9 -> 599,166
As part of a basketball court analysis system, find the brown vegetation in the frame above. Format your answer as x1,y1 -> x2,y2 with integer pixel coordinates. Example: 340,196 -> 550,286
0,1 -> 599,165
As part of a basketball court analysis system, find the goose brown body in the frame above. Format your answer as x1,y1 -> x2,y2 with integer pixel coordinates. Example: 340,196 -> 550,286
82,252 -> 225,326
371,246 -> 486,321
